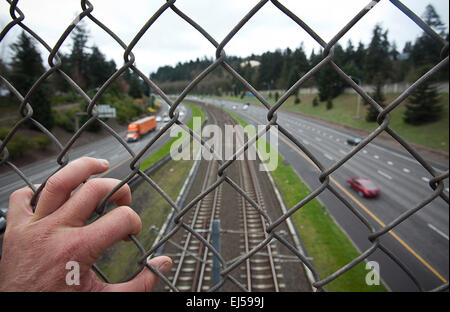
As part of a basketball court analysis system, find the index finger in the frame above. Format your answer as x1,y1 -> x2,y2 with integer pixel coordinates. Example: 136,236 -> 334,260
34,157 -> 109,220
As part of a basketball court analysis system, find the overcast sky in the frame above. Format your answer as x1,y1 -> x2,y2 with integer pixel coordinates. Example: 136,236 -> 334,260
1,0 -> 449,76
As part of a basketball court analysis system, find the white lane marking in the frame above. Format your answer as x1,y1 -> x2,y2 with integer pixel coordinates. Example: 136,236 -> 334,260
82,151 -> 96,157
278,110 -> 447,170
374,155 -> 380,159
315,137 -> 322,142
324,153 -> 334,160
329,135 -> 333,139
422,177 -> 430,182
362,150 -> 368,154
303,140 -> 310,145
339,149 -> 347,154
298,129 -> 303,133
428,224 -> 449,240
377,170 -> 393,180
403,168 -> 410,173
387,161 -> 394,165
336,138 -> 340,142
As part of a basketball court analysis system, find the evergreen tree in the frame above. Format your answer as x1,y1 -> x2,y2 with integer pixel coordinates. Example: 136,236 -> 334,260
68,22 -> 89,88
403,66 -> 442,125
366,79 -> 385,122
365,24 -> 391,82
326,98 -> 333,110
312,96 -> 319,107
410,4 -> 447,80
9,31 -> 54,130
86,46 -> 116,90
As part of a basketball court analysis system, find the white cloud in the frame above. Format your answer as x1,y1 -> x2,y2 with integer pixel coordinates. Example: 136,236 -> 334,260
1,0 -> 448,75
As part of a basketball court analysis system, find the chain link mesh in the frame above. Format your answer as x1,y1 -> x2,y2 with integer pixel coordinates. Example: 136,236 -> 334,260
0,0 -> 448,292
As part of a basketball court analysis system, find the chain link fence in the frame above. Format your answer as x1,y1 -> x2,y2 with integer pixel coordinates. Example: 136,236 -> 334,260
0,0 -> 448,292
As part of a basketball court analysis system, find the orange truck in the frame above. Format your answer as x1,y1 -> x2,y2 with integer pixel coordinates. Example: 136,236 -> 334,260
126,116 -> 157,142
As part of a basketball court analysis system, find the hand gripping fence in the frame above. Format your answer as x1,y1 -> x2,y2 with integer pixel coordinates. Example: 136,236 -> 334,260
0,0 -> 448,292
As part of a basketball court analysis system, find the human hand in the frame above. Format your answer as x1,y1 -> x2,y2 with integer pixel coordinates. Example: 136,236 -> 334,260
0,157 -> 172,292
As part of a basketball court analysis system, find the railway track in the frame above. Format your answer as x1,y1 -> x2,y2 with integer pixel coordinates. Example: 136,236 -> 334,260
231,116 -> 285,292
162,106 -> 285,291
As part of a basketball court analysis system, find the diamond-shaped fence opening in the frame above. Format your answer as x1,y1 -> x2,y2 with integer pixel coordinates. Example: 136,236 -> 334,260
0,0 -> 448,292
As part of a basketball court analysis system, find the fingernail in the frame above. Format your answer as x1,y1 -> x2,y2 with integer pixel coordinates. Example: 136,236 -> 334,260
157,261 -> 171,275
98,159 -> 109,167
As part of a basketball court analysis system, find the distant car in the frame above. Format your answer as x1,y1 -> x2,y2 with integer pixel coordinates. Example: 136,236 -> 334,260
347,178 -> 380,198
243,103 -> 249,110
347,137 -> 362,146
156,116 -> 162,122
232,105 -> 237,110
163,116 -> 171,122
0,208 -> 7,234
179,111 -> 185,117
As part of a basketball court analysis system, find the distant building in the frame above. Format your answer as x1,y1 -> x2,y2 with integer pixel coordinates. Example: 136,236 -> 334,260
240,60 -> 261,68
397,52 -> 409,61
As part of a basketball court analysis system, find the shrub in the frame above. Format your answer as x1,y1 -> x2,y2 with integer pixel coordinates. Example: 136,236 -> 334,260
0,128 -> 35,159
312,96 -> 319,107
326,98 -> 333,110
32,135 -> 52,150
53,108 -> 77,133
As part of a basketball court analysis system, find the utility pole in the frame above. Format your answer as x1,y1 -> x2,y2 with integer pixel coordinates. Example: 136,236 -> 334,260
350,76 -> 362,120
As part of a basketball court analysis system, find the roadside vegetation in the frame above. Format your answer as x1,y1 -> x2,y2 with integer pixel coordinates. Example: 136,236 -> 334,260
229,111 -> 387,292
210,92 -> 449,153
96,157 -> 194,282
96,103 -> 204,282
140,103 -> 205,171
149,4 -> 448,153
0,21 -> 160,160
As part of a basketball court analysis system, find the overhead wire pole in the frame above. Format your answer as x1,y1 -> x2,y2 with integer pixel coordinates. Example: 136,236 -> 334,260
349,75 -> 362,119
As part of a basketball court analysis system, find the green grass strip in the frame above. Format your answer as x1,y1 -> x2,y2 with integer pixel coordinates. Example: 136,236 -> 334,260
140,103 -> 205,171
209,93 -> 449,153
229,110 -> 387,292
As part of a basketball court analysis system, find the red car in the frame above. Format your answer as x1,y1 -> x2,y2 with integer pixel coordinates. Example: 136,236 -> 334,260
347,178 -> 380,198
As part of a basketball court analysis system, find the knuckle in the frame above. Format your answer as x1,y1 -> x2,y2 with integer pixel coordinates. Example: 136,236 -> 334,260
117,206 -> 141,233
9,187 -> 29,203
83,178 -> 103,195
44,174 -> 66,196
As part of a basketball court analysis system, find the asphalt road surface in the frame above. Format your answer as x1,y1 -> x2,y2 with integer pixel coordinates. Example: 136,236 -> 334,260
197,97 -> 449,292
0,100 -> 190,213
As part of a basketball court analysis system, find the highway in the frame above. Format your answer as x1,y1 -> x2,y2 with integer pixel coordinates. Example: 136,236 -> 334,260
198,97 -> 449,292
0,96 -> 448,291
0,101 -> 190,210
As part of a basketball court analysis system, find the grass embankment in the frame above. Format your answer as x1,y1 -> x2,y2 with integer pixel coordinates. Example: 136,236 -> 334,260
96,103 -> 205,282
229,111 -> 387,292
212,93 -> 449,153
140,103 -> 205,171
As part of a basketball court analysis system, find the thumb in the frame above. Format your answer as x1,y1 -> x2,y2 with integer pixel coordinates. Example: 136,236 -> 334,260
102,256 -> 172,292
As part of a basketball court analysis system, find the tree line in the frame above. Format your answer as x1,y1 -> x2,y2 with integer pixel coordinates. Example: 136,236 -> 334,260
0,4 -> 447,130
1,21 -> 149,131
151,4 -> 448,124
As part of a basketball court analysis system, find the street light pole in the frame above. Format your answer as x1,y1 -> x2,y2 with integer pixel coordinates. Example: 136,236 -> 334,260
350,76 -> 362,120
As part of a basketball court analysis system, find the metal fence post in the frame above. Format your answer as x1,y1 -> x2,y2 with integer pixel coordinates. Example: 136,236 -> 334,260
212,219 -> 222,291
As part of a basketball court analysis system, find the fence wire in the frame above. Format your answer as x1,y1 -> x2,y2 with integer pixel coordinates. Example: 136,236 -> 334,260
0,0 -> 449,292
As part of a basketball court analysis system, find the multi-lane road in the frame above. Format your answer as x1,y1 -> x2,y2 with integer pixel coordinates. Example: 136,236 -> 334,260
0,96 -> 448,292
198,97 -> 449,292
0,101 -> 190,211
